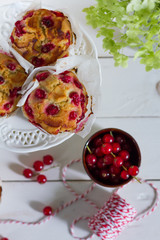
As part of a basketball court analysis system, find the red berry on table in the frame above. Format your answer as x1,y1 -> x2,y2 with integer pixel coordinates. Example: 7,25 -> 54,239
103,154 -> 114,165
119,150 -> 130,161
23,168 -> 33,178
93,137 -> 103,147
37,174 -> 47,184
112,142 -> 121,153
102,134 -> 114,143
101,143 -> 112,155
109,165 -> 121,175
94,147 -> 104,157
113,157 -> 123,168
33,160 -> 44,171
99,169 -> 110,180
43,155 -> 54,165
43,206 -> 53,216
86,154 -> 97,167
128,165 -> 139,176
120,170 -> 130,180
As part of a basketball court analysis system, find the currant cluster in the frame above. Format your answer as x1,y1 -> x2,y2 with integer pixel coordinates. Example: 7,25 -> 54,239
85,131 -> 140,185
23,154 -> 54,184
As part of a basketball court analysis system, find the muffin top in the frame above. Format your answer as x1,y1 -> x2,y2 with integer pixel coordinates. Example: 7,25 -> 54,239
22,70 -> 88,134
0,52 -> 27,116
10,9 -> 73,67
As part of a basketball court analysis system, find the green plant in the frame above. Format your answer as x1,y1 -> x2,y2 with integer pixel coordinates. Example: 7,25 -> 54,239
83,0 -> 160,71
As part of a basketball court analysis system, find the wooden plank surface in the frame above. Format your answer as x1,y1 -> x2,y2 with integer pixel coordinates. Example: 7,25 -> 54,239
0,181 -> 159,240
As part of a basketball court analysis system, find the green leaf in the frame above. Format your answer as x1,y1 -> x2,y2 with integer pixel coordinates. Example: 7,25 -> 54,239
83,0 -> 160,71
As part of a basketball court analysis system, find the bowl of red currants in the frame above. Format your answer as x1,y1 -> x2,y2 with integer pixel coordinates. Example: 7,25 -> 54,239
82,128 -> 141,187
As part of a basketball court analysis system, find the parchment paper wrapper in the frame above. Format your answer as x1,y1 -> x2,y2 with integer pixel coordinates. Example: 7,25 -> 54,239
17,55 -> 101,138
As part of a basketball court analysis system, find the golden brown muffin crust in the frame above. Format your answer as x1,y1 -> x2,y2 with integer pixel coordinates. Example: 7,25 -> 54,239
22,71 -> 88,134
11,9 -> 73,67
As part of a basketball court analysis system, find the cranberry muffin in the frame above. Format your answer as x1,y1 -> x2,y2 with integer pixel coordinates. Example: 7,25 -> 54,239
10,9 -> 73,67
22,70 -> 88,134
0,53 -> 27,116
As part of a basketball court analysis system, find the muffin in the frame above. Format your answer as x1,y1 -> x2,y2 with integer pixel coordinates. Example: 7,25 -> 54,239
10,9 -> 73,67
22,70 -> 88,134
0,53 -> 27,116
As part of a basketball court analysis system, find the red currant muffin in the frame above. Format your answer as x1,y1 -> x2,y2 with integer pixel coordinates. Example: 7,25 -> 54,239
0,53 -> 27,116
22,70 -> 88,134
10,9 -> 73,67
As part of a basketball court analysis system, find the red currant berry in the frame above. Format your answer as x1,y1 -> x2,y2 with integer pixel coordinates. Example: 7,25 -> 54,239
112,142 -> 121,153
7,63 -> 16,71
115,135 -> 126,144
96,158 -> 106,169
119,150 -> 130,161
41,43 -> 55,53
74,79 -> 82,89
42,16 -> 54,28
36,72 -> 50,81
32,57 -> 44,67
37,174 -> 47,184
128,166 -> 139,176
43,155 -> 54,165
92,169 -> 100,178
93,137 -> 103,147
86,154 -> 97,167
33,161 -> 44,171
120,170 -> 130,180
103,154 -> 113,165
35,89 -> 46,99
94,147 -> 104,157
101,143 -> 112,155
113,157 -> 123,167
122,143 -> 131,152
109,165 -> 121,175
23,168 -> 33,178
99,169 -> 110,180
43,206 -> 53,216
0,76 -> 5,84
46,104 -> 59,116
102,134 -> 114,143
1,238 -> 9,240
110,174 -> 120,183
123,161 -> 131,169
69,111 -> 77,120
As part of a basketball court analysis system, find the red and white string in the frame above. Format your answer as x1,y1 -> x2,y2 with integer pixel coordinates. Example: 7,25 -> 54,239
0,159 -> 159,240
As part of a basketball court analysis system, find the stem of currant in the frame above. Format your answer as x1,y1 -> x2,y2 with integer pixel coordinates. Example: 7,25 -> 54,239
86,145 -> 92,154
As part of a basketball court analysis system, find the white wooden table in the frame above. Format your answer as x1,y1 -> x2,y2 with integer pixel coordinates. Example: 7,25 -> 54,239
0,0 -> 160,239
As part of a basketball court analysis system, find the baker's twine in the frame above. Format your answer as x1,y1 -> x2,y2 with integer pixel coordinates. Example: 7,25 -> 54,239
0,159 -> 159,240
